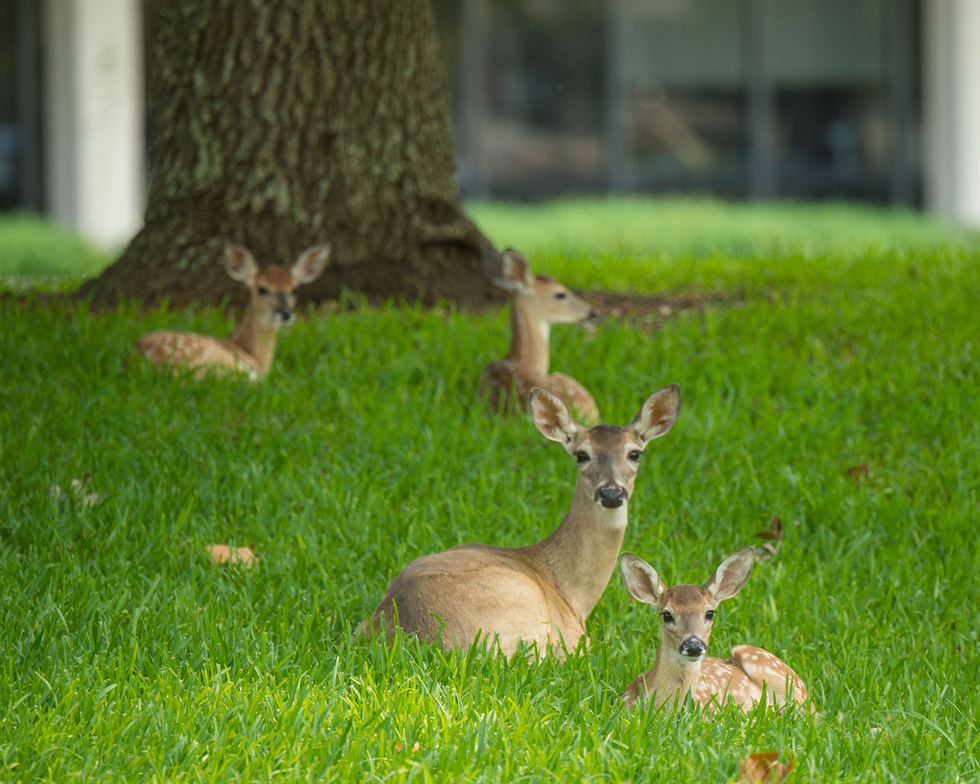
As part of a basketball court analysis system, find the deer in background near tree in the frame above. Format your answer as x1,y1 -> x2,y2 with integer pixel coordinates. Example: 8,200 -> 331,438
619,548 -> 812,712
359,384 -> 681,658
480,249 -> 601,424
136,244 -> 329,381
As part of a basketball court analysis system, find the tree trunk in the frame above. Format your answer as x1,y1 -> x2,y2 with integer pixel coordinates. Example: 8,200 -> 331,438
79,0 -> 502,310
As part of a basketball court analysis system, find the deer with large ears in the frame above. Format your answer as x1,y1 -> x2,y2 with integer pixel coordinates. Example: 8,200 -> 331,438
136,244 -> 329,381
359,383 -> 681,658
620,548 -> 811,712
480,248 -> 601,424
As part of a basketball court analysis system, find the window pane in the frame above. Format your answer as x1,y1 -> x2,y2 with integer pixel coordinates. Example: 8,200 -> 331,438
769,0 -> 889,198
486,0 -> 606,196
617,0 -> 747,192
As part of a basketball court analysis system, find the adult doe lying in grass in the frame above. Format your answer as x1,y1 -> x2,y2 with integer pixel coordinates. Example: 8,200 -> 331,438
620,548 -> 811,712
480,248 -> 601,424
360,384 -> 681,658
136,244 -> 329,381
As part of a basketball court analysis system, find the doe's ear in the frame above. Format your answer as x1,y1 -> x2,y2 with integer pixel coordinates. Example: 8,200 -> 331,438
529,388 -> 580,449
225,244 -> 259,285
493,248 -> 535,292
291,244 -> 330,286
702,546 -> 755,603
631,383 -> 681,444
620,552 -> 666,605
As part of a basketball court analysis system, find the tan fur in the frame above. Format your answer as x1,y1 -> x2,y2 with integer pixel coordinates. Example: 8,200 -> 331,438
480,250 -> 600,424
620,549 -> 812,713
136,244 -> 328,381
136,330 -> 264,381
360,385 -> 681,658
624,645 -> 810,712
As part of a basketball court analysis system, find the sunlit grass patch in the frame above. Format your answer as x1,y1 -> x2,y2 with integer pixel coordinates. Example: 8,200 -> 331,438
0,212 -> 111,280
469,197 -> 977,295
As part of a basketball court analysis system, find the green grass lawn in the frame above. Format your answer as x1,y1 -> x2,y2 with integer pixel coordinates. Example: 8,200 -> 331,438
0,200 -> 978,782
0,213 -> 110,291
468,196 -> 978,295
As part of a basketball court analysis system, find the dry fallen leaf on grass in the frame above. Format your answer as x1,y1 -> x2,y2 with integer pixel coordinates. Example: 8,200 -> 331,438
739,752 -> 794,783
207,544 -> 257,569
755,515 -> 785,541
754,544 -> 778,563
48,475 -> 99,507
754,515 -> 784,562
845,464 -> 871,487
70,476 -> 99,508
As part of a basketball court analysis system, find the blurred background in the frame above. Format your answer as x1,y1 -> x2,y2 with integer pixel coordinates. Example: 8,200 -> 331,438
0,0 -> 978,254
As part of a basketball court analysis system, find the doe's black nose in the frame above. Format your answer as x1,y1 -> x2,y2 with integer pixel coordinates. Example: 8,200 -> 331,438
679,638 -> 706,658
595,486 -> 627,508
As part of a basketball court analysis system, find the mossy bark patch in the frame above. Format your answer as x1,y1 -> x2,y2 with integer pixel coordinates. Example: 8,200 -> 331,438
80,0 -> 502,309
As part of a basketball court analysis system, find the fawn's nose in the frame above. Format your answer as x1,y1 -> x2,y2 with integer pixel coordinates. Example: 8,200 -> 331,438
276,308 -> 294,325
679,638 -> 706,659
595,485 -> 627,508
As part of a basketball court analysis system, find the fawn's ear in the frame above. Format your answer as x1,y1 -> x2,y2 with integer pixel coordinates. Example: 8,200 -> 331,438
225,244 -> 259,285
631,384 -> 681,444
703,547 -> 755,604
620,552 -> 666,605
529,387 -> 580,449
493,248 -> 535,293
291,245 -> 330,286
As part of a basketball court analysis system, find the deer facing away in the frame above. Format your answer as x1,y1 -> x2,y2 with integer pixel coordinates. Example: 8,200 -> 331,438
619,548 -> 811,712
359,384 -> 681,658
480,249 -> 601,425
136,244 -> 329,382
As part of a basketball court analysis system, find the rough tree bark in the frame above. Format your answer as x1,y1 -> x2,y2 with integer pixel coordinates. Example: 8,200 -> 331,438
79,0 -> 501,309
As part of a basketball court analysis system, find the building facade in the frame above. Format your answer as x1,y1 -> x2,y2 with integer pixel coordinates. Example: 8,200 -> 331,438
0,0 -> 977,250
438,0 -> 979,225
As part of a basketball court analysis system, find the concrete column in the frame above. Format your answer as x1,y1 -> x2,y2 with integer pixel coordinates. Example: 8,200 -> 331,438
923,0 -> 980,228
43,0 -> 145,248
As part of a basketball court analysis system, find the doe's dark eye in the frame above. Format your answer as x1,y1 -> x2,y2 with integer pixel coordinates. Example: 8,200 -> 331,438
258,286 -> 270,296
705,610 -> 716,622
574,450 -> 590,464
554,292 -> 567,300
661,611 -> 674,624
628,450 -> 642,462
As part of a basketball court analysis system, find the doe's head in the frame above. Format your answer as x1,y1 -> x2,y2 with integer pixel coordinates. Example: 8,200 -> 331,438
225,243 -> 330,327
620,547 -> 756,663
494,248 -> 598,325
529,384 -> 680,513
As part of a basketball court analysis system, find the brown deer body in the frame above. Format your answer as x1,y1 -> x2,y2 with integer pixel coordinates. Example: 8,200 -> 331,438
620,549 -> 811,712
481,249 -> 600,424
136,244 -> 328,381
360,384 -> 681,658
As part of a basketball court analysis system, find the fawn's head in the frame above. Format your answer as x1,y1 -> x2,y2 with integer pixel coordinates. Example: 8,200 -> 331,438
225,244 -> 330,327
494,249 -> 598,325
529,384 -> 681,513
620,547 -> 755,664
